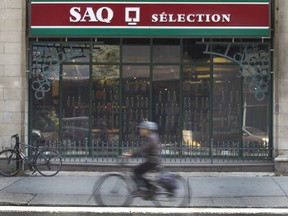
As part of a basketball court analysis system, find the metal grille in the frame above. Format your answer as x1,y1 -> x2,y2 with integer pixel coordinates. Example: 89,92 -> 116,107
43,139 -> 272,164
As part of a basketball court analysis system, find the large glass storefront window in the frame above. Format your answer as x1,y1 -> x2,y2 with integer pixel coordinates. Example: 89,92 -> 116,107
29,39 -> 272,162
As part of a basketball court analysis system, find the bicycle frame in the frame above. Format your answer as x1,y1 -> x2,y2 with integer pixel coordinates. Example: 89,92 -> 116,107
11,134 -> 42,170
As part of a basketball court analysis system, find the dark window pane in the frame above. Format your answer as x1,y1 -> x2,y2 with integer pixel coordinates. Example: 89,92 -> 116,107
122,65 -> 150,144
213,63 -> 242,146
183,39 -> 210,63
182,65 -> 210,145
153,65 -> 180,143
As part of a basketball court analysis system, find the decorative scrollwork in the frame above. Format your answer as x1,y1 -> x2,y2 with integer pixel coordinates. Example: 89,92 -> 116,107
31,44 -> 91,100
202,43 -> 270,101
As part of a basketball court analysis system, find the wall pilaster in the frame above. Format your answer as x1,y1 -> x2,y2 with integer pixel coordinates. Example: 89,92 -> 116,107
274,0 -> 288,174
0,0 -> 26,148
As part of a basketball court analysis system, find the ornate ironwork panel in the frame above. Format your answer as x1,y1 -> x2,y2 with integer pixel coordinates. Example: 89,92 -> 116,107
31,43 -> 91,99
199,42 -> 270,101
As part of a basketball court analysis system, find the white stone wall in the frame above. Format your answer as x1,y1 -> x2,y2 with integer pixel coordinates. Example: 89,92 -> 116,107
273,0 -> 288,174
274,0 -> 288,155
0,0 -> 26,148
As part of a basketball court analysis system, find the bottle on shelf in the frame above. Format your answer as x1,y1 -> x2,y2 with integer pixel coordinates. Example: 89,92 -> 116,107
109,90 -> 113,102
167,90 -> 171,102
125,80 -> 129,91
172,91 -> 176,103
195,97 -> 199,109
184,97 -> 187,109
78,96 -> 81,107
144,97 -> 148,108
67,96 -> 70,107
71,96 -> 75,107
159,90 -> 162,102
230,91 -> 233,104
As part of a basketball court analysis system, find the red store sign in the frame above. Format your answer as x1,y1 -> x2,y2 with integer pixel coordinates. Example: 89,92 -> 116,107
30,1 -> 270,37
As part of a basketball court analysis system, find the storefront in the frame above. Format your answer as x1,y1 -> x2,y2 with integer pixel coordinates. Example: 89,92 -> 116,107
28,0 -> 272,163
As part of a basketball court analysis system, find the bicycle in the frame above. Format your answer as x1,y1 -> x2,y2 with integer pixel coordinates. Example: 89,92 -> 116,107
0,134 -> 62,177
92,157 -> 189,207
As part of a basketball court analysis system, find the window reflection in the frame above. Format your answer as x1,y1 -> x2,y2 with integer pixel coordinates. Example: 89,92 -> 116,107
61,65 -> 90,146
92,45 -> 120,63
31,44 -> 60,145
31,78 -> 59,142
153,39 -> 180,63
123,42 -> 150,63
92,65 -> 120,149
123,38 -> 150,63
63,45 -> 91,63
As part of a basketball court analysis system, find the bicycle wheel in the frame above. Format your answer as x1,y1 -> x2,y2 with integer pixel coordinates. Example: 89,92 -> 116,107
35,150 -> 62,177
93,173 -> 134,206
153,175 -> 189,207
0,149 -> 22,177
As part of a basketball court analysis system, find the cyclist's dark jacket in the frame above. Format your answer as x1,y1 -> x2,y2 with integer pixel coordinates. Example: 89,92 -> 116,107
132,132 -> 161,164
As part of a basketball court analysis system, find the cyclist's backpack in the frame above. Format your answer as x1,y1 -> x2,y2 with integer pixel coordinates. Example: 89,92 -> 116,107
159,172 -> 178,190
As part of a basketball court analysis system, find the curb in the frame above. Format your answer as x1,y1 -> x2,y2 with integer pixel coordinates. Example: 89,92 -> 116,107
61,162 -> 274,173
2,207 -> 288,216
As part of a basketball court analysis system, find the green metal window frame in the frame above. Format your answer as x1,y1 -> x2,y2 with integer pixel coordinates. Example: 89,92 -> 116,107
28,38 -> 273,162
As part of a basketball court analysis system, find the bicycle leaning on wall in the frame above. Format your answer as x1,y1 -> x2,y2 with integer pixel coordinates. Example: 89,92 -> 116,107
92,157 -> 189,207
0,134 -> 62,177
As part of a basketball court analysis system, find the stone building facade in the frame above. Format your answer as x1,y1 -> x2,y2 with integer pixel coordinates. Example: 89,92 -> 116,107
2,0 -> 288,173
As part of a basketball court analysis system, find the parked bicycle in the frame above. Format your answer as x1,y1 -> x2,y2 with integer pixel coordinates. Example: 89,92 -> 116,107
0,134 -> 62,177
92,157 -> 189,207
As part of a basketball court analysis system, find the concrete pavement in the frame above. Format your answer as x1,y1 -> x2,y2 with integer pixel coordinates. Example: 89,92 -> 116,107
1,171 -> 288,215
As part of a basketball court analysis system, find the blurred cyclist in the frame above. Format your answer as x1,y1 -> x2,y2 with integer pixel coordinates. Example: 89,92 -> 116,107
122,121 -> 161,196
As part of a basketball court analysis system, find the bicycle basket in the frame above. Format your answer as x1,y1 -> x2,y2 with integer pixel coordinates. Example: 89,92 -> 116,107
159,172 -> 178,190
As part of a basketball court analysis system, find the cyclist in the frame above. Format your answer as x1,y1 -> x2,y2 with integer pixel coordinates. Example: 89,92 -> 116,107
122,121 -> 161,196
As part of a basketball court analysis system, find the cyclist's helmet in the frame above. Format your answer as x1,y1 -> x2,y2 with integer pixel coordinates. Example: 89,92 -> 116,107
137,121 -> 158,131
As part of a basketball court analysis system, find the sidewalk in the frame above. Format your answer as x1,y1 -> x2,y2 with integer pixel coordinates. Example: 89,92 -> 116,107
1,171 -> 288,215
